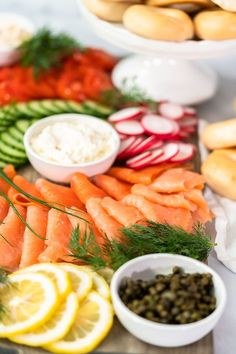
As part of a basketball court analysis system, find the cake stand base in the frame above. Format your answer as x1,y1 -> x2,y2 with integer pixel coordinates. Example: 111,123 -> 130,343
112,55 -> 218,106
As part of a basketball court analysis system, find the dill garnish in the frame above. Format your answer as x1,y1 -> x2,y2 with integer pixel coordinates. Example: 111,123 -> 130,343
70,221 -> 214,271
19,28 -> 82,78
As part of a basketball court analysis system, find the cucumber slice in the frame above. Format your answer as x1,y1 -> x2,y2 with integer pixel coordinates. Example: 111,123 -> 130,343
39,100 -> 62,115
27,101 -> 48,117
15,119 -> 32,134
8,126 -> 24,141
0,159 -> 7,168
1,132 -> 25,151
66,101 -> 85,113
82,101 -> 113,117
0,141 -> 27,159
14,102 -> 34,118
0,150 -> 27,165
51,100 -> 73,113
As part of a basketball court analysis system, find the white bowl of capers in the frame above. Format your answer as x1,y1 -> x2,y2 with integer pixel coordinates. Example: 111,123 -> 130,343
111,253 -> 226,347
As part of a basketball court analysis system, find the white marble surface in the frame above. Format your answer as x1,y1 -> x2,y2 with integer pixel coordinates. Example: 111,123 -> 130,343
0,1 -> 236,353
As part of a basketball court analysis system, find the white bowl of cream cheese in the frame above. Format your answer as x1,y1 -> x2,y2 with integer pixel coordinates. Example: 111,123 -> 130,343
24,114 -> 120,183
0,13 -> 34,66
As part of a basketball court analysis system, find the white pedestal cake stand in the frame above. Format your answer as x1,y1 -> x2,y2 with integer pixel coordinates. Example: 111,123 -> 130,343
78,1 -> 236,105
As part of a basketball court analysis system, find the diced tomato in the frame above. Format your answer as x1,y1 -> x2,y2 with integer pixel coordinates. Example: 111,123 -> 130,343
83,48 -> 117,71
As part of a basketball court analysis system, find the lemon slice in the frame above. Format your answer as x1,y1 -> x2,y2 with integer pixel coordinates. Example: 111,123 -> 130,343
9,292 -> 79,347
45,291 -> 113,354
17,263 -> 71,297
58,263 -> 93,302
80,266 -> 111,300
0,272 -> 58,337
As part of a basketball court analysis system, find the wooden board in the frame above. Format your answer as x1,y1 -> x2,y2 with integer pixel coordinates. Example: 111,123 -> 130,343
0,143 -> 213,354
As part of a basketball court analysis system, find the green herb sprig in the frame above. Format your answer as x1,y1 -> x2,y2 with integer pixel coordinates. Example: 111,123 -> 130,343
19,28 -> 82,78
70,221 -> 214,271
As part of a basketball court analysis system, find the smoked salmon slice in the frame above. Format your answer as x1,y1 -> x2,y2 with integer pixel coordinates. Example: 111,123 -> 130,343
38,208 -> 73,263
101,196 -> 144,227
131,184 -> 196,211
66,207 -> 104,246
93,174 -> 131,200
122,194 -> 192,231
185,189 -> 213,224
150,168 -> 206,193
0,164 -> 16,195
71,172 -> 107,205
86,197 -> 122,240
0,196 -> 9,222
8,175 -> 45,208
107,163 -> 182,185
36,178 -> 84,210
0,205 -> 26,270
19,206 -> 48,268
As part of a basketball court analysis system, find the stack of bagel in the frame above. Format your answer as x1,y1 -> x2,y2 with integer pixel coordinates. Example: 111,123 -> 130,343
83,0 -> 236,41
201,118 -> 236,200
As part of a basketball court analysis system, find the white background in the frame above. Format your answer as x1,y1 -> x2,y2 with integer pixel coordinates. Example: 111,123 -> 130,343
0,1 -> 236,353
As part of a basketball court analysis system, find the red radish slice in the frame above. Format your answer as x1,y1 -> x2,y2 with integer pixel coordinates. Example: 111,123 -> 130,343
127,149 -> 163,169
150,143 -> 179,165
179,117 -> 198,127
131,136 -> 162,155
171,143 -> 195,163
123,136 -> 145,158
108,107 -> 146,123
182,126 -> 196,133
119,133 -> 128,140
117,137 -> 136,159
159,102 -> 184,120
179,131 -> 191,138
127,151 -> 152,166
166,123 -> 180,139
115,120 -> 144,136
141,114 -> 178,138
184,107 -> 197,117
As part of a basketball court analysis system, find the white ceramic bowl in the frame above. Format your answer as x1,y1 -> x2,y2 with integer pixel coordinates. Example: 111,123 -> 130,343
24,114 -> 120,183
0,13 -> 35,67
111,254 -> 226,348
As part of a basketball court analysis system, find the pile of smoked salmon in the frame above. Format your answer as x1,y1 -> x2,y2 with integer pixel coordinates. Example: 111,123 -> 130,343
0,163 -> 213,271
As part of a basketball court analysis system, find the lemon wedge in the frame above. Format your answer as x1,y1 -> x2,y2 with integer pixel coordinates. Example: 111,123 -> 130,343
17,263 -> 71,297
45,291 -> 113,354
9,292 -> 79,347
58,263 -> 93,302
0,272 -> 58,337
79,266 -> 111,300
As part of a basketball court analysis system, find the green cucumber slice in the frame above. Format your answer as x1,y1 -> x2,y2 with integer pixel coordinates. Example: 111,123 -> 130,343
66,101 -> 85,113
8,126 -> 24,141
27,101 -> 48,117
82,101 -> 113,117
0,141 -> 27,159
1,132 -> 25,151
0,150 -> 27,165
14,102 -> 34,118
15,119 -> 32,134
39,100 -> 62,115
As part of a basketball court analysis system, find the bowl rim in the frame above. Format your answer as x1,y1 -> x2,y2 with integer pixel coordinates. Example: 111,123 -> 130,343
0,12 -> 35,52
111,253 -> 227,330
24,113 -> 120,168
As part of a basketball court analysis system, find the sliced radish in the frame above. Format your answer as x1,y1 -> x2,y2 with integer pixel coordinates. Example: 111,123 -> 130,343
131,135 -> 162,155
178,131 -> 191,139
117,136 -> 137,159
179,117 -> 198,128
108,107 -> 146,123
159,102 -> 184,120
126,151 -> 152,166
170,143 -> 195,163
119,133 -> 128,140
141,114 -> 178,138
182,126 -> 196,133
150,143 -> 179,165
115,120 -> 144,136
184,107 -> 197,117
123,136 -> 145,158
127,149 -> 163,169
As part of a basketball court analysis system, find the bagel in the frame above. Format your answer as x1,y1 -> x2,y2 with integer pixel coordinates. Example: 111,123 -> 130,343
82,0 -> 132,22
201,118 -> 236,149
146,0 -> 214,7
123,5 -> 194,41
201,149 -> 236,200
194,10 -> 236,40
210,0 -> 236,11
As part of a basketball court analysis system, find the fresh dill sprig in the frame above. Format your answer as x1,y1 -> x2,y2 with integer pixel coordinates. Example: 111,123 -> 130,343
101,82 -> 157,111
70,221 -> 214,271
19,28 -> 82,78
